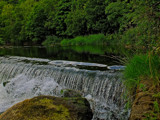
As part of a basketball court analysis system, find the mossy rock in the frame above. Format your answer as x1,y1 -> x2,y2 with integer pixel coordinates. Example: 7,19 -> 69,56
0,96 -> 93,120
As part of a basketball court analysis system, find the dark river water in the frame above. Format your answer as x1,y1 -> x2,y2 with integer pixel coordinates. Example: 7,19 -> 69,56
0,45 -> 133,66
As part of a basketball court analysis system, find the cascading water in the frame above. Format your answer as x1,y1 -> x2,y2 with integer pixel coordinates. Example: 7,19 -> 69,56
0,56 -> 129,120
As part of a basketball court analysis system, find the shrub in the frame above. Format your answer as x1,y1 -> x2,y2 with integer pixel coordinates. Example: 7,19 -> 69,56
105,33 -> 121,45
0,38 -> 5,45
42,35 -> 60,46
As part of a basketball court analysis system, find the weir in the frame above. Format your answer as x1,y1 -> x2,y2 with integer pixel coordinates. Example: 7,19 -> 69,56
0,56 -> 129,120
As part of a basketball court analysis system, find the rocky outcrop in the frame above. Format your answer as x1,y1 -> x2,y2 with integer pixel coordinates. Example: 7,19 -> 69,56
130,79 -> 160,120
0,96 -> 93,120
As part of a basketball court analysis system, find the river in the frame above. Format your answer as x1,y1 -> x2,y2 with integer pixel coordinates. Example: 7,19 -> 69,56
0,45 -> 131,120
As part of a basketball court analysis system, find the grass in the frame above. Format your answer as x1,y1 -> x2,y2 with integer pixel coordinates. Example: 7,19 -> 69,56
124,53 -> 160,92
61,34 -> 107,46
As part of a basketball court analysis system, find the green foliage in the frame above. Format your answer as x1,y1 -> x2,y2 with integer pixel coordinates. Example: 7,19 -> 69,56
125,100 -> 132,110
0,38 -> 5,45
139,83 -> 146,92
124,54 -> 160,91
121,0 -> 160,46
121,17 -> 158,46
60,89 -> 64,95
144,111 -> 158,120
65,5 -> 87,37
25,4 -> 47,44
61,34 -> 106,46
105,1 -> 131,33
42,35 -> 60,46
153,93 -> 160,99
154,101 -> 160,113
105,33 -> 121,45
144,100 -> 160,120
0,3 -> 15,44
85,0 -> 108,34
0,0 -> 159,46
53,0 -> 72,36
0,1 -> 7,14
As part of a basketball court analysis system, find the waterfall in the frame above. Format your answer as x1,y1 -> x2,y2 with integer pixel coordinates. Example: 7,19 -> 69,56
0,56 -> 129,120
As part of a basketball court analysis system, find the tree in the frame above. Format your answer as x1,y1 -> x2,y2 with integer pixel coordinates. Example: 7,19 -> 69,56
105,1 -> 131,33
65,0 -> 87,37
121,0 -> 160,46
0,3 -> 15,44
85,0 -> 108,34
25,4 -> 47,44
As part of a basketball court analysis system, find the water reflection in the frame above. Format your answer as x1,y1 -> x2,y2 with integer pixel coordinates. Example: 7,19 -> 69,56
0,45 -> 133,65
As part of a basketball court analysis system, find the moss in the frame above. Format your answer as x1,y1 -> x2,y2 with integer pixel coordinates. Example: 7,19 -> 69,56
0,96 -> 93,120
153,92 -> 160,99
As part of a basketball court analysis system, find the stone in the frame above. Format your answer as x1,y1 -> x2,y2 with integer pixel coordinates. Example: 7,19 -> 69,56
0,96 -> 93,120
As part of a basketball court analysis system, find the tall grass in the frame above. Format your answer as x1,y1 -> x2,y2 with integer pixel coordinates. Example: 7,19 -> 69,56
61,34 -> 107,46
124,53 -> 160,92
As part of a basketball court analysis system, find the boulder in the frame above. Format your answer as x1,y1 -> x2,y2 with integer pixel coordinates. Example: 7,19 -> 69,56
0,96 -> 93,120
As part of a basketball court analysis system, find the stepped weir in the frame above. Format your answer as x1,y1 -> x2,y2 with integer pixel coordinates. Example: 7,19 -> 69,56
0,56 -> 129,120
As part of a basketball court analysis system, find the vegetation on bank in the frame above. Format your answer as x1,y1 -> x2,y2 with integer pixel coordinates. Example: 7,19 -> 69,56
124,53 -> 160,92
0,0 -> 159,47
61,34 -> 106,46
124,50 -> 160,119
42,35 -> 61,46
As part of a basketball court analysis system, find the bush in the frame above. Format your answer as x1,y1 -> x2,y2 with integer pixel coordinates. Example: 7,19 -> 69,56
124,53 -> 160,91
0,38 -> 5,45
105,33 -> 121,45
42,35 -> 60,46
61,34 -> 106,46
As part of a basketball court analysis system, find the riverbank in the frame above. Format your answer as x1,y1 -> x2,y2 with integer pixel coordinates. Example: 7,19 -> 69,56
130,79 -> 160,120
124,52 -> 160,120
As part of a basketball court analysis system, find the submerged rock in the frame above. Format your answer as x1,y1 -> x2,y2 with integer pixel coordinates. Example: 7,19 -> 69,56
0,96 -> 93,120
61,89 -> 82,98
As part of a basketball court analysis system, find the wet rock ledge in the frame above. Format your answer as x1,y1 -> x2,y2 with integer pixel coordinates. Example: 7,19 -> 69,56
0,95 -> 93,120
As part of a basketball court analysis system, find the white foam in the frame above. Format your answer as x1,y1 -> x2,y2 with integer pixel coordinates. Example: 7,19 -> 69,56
85,94 -> 93,100
0,74 -> 63,113
0,84 -> 12,112
49,60 -> 107,67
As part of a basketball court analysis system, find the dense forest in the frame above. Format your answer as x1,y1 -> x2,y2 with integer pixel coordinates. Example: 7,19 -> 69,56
0,0 -> 159,47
